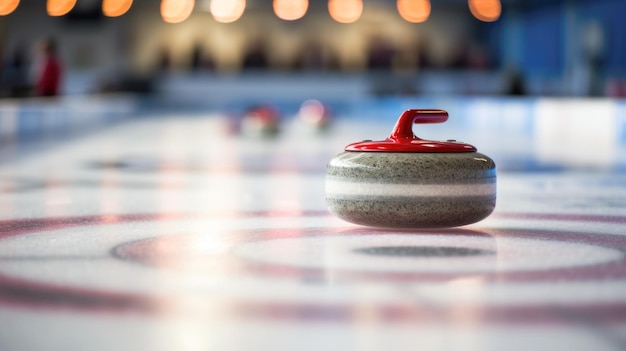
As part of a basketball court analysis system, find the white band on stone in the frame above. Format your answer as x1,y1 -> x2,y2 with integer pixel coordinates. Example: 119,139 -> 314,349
326,180 -> 496,198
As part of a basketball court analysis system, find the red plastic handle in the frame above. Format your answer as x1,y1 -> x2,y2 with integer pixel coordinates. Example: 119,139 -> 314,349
388,109 -> 448,142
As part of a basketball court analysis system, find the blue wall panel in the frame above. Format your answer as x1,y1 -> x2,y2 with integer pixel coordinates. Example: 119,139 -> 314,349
521,5 -> 564,75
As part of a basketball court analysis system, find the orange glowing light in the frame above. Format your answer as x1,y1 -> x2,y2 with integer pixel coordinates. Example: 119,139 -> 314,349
161,0 -> 194,23
102,0 -> 132,17
328,0 -> 362,24
468,0 -> 501,22
210,0 -> 245,23
47,0 -> 76,16
274,0 -> 308,21
397,0 -> 430,23
0,0 -> 19,16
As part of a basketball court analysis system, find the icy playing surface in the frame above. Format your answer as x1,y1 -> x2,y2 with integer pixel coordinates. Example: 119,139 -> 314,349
0,113 -> 625,351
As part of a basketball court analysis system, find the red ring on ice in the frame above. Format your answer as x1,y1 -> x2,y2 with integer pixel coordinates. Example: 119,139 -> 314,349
0,210 -> 624,324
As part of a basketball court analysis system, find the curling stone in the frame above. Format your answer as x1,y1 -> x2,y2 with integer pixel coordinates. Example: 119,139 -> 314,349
240,104 -> 280,138
298,99 -> 332,132
325,109 -> 496,228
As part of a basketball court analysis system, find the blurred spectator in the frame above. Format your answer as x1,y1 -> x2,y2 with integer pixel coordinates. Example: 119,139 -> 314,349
242,39 -> 269,71
450,42 -> 469,70
156,47 -> 172,73
367,37 -> 394,71
506,67 -> 526,96
35,38 -> 62,97
295,41 -> 324,71
2,45 -> 30,98
581,21 -> 605,97
294,41 -> 339,71
189,44 -> 215,72
190,44 -> 203,71
416,38 -> 432,69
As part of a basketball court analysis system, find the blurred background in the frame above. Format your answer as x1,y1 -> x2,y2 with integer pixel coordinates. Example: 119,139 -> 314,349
0,0 -> 625,169
1,0 -> 625,98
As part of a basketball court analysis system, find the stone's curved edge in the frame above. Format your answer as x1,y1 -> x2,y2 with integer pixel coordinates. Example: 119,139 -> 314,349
326,197 -> 496,228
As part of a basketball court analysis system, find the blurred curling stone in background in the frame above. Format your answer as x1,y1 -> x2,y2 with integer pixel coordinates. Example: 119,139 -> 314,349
240,104 -> 281,138
296,99 -> 332,134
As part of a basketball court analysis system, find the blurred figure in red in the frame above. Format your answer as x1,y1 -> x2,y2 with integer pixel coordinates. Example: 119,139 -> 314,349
36,38 -> 62,97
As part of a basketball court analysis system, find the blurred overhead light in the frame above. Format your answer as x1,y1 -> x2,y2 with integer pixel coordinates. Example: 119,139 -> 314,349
47,0 -> 76,16
102,0 -> 132,17
397,0 -> 430,23
0,0 -> 19,16
468,0 -> 501,22
274,0 -> 308,21
211,0 -> 245,23
161,0 -> 194,23
328,0 -> 362,24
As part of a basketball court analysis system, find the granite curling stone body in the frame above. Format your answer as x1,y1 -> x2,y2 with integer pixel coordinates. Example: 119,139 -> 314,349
326,109 -> 496,228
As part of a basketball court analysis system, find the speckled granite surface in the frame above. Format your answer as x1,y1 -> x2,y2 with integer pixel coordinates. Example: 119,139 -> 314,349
326,151 -> 496,228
